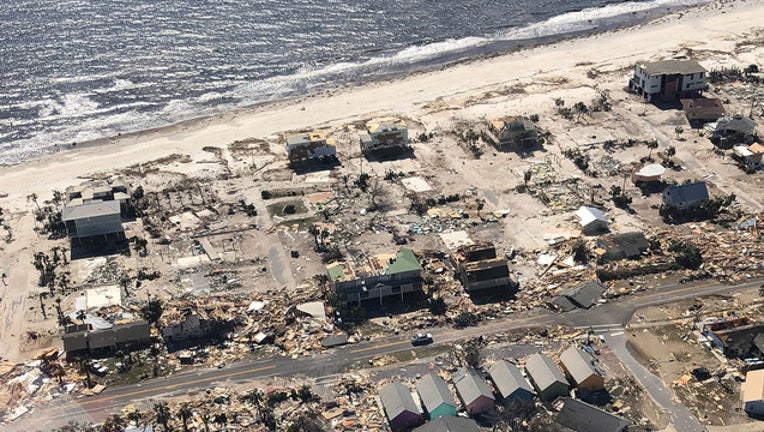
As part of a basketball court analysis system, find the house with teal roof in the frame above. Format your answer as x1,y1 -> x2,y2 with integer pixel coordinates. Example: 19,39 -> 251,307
326,248 -> 423,306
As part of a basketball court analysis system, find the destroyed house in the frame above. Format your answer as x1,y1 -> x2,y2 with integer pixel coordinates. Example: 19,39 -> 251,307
327,248 -> 423,305
702,317 -> 764,358
489,360 -> 534,405
451,242 -> 514,294
379,382 -> 423,431
733,144 -> 764,170
553,280 -> 607,311
557,398 -> 631,432
63,321 -> 151,357
487,116 -> 539,150
681,98 -> 725,126
286,131 -> 337,164
559,347 -> 605,392
629,59 -> 707,102
416,373 -> 458,419
412,416 -> 481,432
524,353 -> 570,401
597,232 -> 649,261
453,367 -> 495,415
360,119 -> 409,153
742,369 -> 764,417
662,181 -> 709,210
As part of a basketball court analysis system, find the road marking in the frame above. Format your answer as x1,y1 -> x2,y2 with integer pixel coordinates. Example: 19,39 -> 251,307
66,364 -> 277,408
609,331 -> 625,337
349,340 -> 406,353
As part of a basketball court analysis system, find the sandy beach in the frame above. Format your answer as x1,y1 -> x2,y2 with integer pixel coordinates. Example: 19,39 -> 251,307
0,1 -> 761,203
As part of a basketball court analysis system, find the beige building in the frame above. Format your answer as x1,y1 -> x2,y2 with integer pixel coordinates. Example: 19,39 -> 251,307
742,369 -> 764,416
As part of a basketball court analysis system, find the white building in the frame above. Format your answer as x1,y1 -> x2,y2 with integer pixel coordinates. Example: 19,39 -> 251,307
742,369 -> 764,416
575,206 -> 608,235
629,60 -> 706,102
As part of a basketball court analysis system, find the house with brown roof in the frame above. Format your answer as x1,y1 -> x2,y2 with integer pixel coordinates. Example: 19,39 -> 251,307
681,98 -> 725,127
559,347 -> 605,392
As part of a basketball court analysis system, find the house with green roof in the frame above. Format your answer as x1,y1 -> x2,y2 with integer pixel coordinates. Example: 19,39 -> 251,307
326,248 -> 423,306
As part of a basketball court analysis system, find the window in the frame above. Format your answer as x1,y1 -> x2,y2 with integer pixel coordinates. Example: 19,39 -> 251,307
392,286 -> 401,294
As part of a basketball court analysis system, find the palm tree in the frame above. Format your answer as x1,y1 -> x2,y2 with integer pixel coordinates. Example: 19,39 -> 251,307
126,408 -> 142,426
647,140 -> 659,158
200,410 -> 211,432
27,193 -> 40,211
242,389 -> 264,418
213,412 -> 228,428
177,403 -> 192,432
100,414 -> 124,432
153,401 -> 171,432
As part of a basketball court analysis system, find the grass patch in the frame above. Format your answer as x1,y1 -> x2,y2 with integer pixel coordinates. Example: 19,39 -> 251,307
277,216 -> 317,230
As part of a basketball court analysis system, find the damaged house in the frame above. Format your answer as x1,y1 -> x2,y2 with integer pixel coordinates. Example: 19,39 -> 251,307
702,317 -> 764,358
359,119 -> 410,154
161,310 -> 214,344
286,131 -> 337,165
711,114 -> 757,147
596,232 -> 649,261
550,280 -> 607,312
486,116 -> 539,151
327,248 -> 423,306
450,242 -> 515,296
681,97 -> 725,127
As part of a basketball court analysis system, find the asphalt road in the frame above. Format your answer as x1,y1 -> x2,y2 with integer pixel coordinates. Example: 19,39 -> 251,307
8,277 -> 761,431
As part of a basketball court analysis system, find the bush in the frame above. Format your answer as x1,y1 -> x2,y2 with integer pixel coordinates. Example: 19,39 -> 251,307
669,241 -> 703,269
261,190 -> 272,200
529,114 -> 539,122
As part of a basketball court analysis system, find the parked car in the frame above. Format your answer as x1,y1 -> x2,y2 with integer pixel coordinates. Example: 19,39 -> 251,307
411,333 -> 433,346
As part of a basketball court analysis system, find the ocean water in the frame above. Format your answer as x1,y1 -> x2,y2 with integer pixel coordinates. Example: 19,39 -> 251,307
0,0 -> 709,165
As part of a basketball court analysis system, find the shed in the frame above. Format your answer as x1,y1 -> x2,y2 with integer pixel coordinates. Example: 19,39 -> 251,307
488,359 -> 534,404
681,98 -> 725,125
453,367 -> 495,415
597,232 -> 649,261
574,206 -> 608,235
742,369 -> 764,416
557,398 -> 631,432
662,182 -> 709,209
559,347 -> 605,392
416,373 -> 458,419
524,353 -> 569,401
380,382 -> 423,431
412,416 -> 481,432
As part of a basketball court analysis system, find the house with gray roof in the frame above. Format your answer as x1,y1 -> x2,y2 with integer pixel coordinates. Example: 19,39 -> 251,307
559,347 -> 605,392
453,367 -> 495,415
713,114 -> 757,146
62,320 -> 151,358
524,353 -> 570,401
379,382 -> 423,431
557,398 -> 631,432
489,359 -> 534,405
629,59 -> 707,102
554,280 -> 607,311
62,200 -> 124,244
412,416 -> 481,432
416,373 -> 458,419
662,181 -> 709,210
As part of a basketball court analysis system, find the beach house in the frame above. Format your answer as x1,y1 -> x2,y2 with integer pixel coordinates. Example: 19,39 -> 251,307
359,119 -> 409,153
286,131 -> 337,165
326,248 -> 423,306
379,382 -> 423,431
488,359 -> 534,405
416,373 -> 458,419
524,353 -> 570,401
453,367 -> 495,415
629,59 -> 707,102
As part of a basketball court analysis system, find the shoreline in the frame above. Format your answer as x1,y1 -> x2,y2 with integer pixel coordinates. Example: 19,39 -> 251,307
0,1 -> 708,166
0,0 -> 758,203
